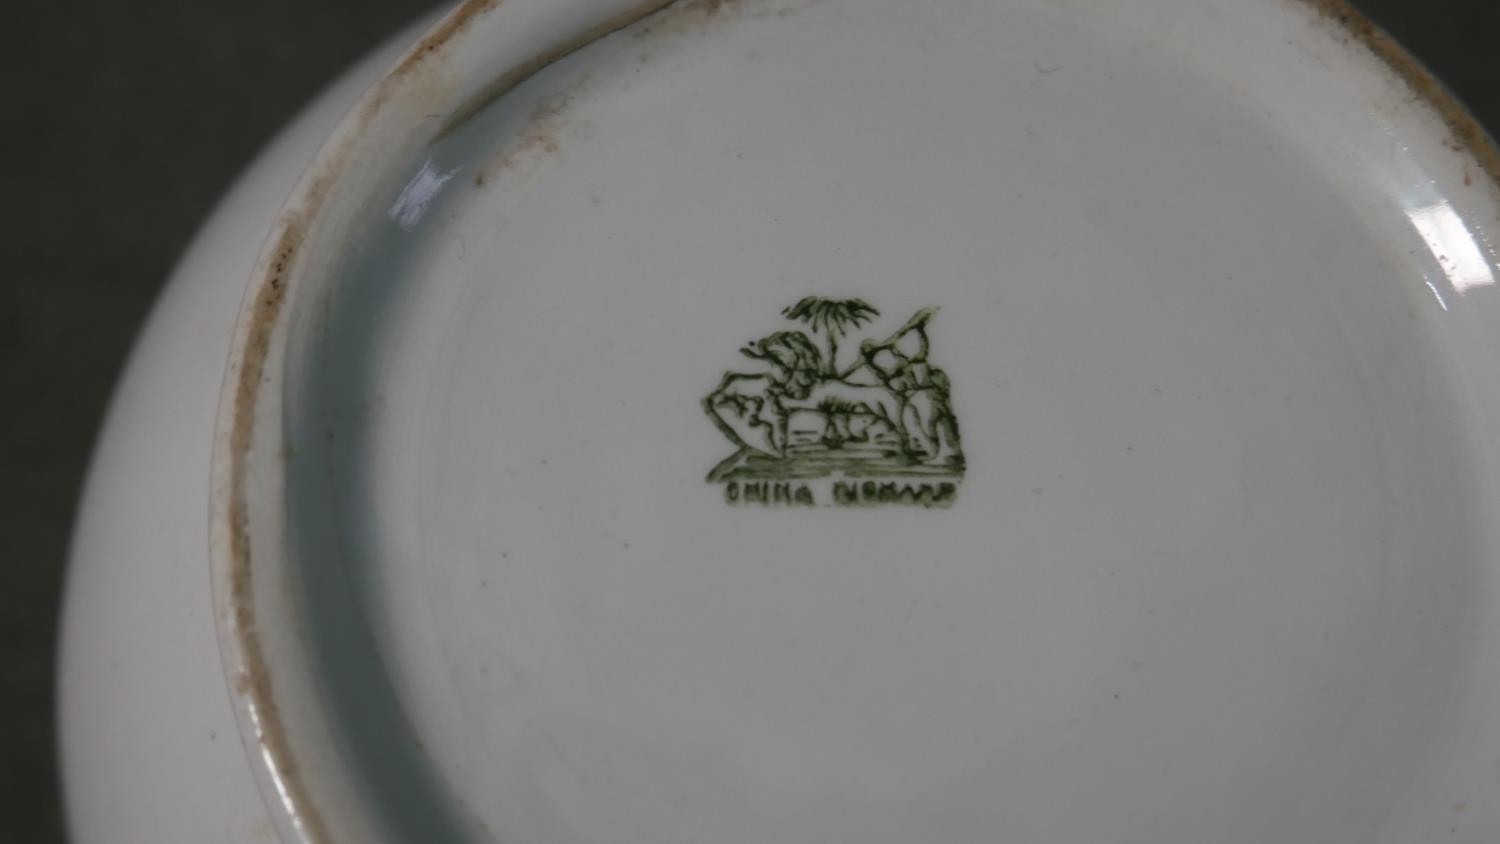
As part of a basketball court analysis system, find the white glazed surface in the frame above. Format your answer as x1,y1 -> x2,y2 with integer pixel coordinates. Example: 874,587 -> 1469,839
67,1 -> 1500,842
55,14 -> 446,844
298,4 -> 1500,840
231,1 -> 1500,842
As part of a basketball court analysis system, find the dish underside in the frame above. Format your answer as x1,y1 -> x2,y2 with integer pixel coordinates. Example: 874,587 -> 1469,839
227,2 -> 1500,841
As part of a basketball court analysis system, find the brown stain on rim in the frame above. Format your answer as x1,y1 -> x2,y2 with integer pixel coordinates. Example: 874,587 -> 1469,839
474,91 -> 575,186
632,0 -> 750,38
223,1 -> 522,841
223,1 -> 1500,842
221,1 -> 701,841
437,0 -> 683,137
1296,0 -> 1500,193
465,0 -> 805,185
356,1 -> 504,120
627,0 -> 809,46
225,209 -> 332,843
393,0 -> 502,78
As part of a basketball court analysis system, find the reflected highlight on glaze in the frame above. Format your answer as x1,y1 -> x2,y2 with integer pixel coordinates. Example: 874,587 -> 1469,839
244,697 -> 310,842
1407,201 -> 1496,294
388,159 -> 461,231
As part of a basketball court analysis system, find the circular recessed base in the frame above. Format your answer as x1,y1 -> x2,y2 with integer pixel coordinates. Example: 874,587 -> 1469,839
218,2 -> 1500,842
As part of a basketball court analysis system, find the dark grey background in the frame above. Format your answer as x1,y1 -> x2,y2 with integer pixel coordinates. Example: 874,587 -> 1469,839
3,1 -> 1495,841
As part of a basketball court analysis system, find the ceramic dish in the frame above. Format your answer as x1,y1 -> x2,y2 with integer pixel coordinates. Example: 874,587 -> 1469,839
68,1 -> 1500,842
59,15 -> 449,842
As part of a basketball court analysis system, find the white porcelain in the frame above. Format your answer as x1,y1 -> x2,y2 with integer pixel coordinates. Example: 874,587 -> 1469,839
65,1 -> 1500,842
55,14 -> 446,844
